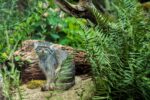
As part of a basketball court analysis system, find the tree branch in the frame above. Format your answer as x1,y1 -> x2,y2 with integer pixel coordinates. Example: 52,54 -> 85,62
55,0 -> 97,23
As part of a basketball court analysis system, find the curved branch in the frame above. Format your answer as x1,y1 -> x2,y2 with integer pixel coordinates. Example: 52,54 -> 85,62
55,0 -> 97,23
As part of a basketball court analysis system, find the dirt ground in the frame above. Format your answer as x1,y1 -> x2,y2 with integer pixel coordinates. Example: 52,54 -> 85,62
15,75 -> 94,100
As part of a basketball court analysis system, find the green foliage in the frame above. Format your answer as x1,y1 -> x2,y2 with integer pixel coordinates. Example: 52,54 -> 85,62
15,8 -> 64,40
0,63 -> 23,100
0,0 -> 45,62
0,1 -> 51,62
80,0 -> 150,99
0,0 -> 21,63
62,17 -> 86,47
0,0 -> 86,63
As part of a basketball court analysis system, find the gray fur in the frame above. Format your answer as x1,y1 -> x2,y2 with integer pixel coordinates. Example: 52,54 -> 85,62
34,41 -> 75,91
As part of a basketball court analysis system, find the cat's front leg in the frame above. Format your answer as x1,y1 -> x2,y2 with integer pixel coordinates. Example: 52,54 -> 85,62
41,83 -> 55,91
41,79 -> 55,91
41,73 -> 56,91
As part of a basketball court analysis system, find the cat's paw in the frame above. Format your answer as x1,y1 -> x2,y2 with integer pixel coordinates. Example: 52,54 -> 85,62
41,84 -> 55,91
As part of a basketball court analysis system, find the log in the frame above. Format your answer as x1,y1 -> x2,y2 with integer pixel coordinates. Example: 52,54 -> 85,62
13,40 -> 90,83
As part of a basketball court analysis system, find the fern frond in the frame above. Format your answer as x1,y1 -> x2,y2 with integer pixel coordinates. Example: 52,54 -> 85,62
79,0 -> 150,100
88,6 -> 111,29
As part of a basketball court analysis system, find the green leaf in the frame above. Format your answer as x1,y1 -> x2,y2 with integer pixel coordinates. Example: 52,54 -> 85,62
15,56 -> 21,61
50,33 -> 60,39
59,38 -> 69,45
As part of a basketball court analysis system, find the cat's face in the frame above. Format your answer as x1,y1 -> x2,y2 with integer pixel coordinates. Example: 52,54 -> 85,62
34,42 -> 54,57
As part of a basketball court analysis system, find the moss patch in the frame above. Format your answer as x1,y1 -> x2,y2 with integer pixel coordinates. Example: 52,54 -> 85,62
26,80 -> 46,89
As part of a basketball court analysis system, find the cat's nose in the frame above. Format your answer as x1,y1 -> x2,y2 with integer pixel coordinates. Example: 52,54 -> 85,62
42,49 -> 44,53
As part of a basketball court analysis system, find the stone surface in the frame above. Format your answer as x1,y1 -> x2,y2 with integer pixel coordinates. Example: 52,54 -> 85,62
15,76 -> 94,100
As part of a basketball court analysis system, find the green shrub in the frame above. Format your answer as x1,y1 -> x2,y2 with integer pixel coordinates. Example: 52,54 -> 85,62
0,63 -> 23,100
80,0 -> 150,99
62,17 -> 86,47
